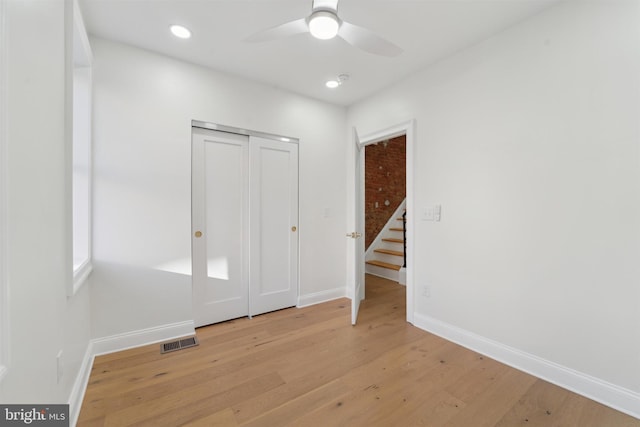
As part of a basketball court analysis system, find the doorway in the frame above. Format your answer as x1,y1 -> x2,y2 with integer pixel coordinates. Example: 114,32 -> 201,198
350,120 -> 415,325
364,135 -> 406,281
191,124 -> 299,327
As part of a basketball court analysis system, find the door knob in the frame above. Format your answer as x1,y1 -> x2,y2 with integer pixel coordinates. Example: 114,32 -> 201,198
291,226 -> 297,232
194,231 -> 203,238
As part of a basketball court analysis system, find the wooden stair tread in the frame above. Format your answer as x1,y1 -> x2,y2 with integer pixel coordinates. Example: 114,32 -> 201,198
389,227 -> 404,232
374,248 -> 404,257
366,260 -> 402,271
382,238 -> 403,243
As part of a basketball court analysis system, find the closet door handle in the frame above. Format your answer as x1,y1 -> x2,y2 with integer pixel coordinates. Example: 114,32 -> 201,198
194,231 -> 203,238
291,226 -> 297,232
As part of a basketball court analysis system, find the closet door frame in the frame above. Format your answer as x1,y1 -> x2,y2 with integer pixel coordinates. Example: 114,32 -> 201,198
191,121 -> 300,327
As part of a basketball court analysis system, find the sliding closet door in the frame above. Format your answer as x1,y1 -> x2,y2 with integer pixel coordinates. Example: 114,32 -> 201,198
249,136 -> 299,316
192,128 -> 249,327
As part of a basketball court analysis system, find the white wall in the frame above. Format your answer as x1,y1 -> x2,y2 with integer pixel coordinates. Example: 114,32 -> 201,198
348,0 -> 640,412
0,0 -> 8,384
0,0 -> 92,407
90,38 -> 347,340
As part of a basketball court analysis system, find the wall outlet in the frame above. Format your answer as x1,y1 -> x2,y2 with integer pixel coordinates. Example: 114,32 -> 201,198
56,350 -> 63,384
422,286 -> 431,298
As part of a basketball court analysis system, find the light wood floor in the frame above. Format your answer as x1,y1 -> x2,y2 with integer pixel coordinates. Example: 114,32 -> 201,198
78,275 -> 639,426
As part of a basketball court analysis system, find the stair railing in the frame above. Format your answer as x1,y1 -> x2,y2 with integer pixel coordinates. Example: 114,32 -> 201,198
402,211 -> 407,268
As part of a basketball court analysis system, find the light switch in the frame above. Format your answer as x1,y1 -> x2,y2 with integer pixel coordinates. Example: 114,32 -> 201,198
422,206 -> 434,221
422,205 -> 442,221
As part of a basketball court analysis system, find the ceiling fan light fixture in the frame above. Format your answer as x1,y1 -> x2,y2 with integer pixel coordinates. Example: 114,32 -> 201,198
308,11 -> 340,40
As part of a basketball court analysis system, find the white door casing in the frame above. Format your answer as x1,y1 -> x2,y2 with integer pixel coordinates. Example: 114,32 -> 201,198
352,121 -> 415,325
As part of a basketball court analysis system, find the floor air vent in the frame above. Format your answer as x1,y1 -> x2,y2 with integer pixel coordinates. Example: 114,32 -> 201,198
161,336 -> 199,354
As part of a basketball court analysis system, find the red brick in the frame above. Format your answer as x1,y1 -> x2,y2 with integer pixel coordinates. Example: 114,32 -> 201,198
364,135 -> 406,249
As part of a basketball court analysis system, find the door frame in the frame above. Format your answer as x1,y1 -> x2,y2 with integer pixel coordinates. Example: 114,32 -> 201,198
191,120 -> 300,326
352,119 -> 415,324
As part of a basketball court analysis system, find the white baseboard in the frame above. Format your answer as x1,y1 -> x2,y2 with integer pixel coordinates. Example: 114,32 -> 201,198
91,320 -> 196,356
413,313 -> 640,420
69,342 -> 94,427
67,321 -> 195,426
398,267 -> 407,286
298,287 -> 346,308
364,265 -> 399,282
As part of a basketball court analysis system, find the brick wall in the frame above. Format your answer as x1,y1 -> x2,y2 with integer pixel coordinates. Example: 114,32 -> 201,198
365,135 -> 406,249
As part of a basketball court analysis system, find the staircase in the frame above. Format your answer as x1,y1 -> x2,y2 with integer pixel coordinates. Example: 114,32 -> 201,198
365,200 -> 406,283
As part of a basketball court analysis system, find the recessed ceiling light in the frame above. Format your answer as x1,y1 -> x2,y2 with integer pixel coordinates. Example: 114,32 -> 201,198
326,73 -> 350,89
325,80 -> 340,89
308,11 -> 340,40
170,25 -> 191,39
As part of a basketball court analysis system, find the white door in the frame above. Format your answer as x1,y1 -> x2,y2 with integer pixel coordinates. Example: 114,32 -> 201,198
249,136 -> 299,316
192,128 -> 298,327
350,128 -> 365,325
192,128 -> 250,327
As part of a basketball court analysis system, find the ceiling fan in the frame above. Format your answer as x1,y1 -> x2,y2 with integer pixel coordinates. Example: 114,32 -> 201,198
244,0 -> 403,57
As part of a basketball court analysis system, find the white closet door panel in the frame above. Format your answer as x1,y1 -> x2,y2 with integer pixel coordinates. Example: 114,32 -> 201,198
192,129 -> 249,327
249,136 -> 298,316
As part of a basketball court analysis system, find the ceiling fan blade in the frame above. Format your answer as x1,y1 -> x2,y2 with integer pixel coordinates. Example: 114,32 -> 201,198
244,18 -> 308,43
338,21 -> 403,57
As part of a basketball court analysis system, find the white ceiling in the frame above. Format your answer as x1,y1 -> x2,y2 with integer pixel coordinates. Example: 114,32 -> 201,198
79,0 -> 562,106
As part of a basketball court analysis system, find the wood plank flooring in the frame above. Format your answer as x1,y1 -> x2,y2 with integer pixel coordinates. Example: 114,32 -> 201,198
78,275 -> 639,426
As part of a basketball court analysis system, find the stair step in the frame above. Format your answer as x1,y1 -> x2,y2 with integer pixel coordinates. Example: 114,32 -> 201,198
366,260 -> 402,271
389,227 -> 404,232
374,248 -> 404,257
382,238 -> 403,244
396,217 -> 406,221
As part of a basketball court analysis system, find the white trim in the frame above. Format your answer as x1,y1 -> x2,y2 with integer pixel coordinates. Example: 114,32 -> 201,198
91,321 -> 196,356
413,312 -> 640,419
364,265 -> 399,282
68,342 -> 94,427
72,261 -> 92,294
0,0 -> 9,382
69,0 -> 93,297
68,320 -> 195,425
398,267 -> 406,285
297,287 -> 346,308
357,119 -> 416,324
72,0 -> 92,67
192,120 -> 299,145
